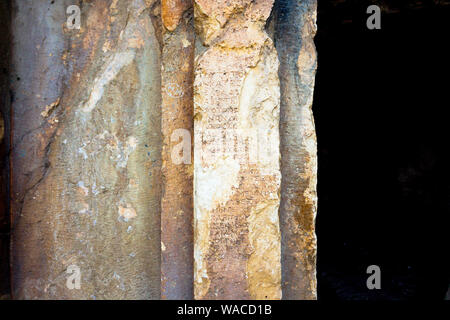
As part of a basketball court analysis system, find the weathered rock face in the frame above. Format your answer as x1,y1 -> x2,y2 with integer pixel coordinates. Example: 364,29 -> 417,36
5,0 -> 319,300
275,0 -> 318,300
161,0 -> 194,299
0,0 -> 11,300
10,0 -> 161,299
193,0 -> 282,299
162,0 -> 191,32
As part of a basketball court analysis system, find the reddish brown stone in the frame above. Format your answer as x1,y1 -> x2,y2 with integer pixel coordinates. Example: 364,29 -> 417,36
162,0 -> 191,31
161,1 -> 195,299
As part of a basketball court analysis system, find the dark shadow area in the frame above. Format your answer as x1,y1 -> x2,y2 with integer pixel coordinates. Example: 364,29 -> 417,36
315,0 -> 450,300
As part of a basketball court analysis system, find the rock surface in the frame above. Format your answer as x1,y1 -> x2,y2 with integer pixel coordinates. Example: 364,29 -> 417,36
275,0 -> 318,300
0,0 -> 11,299
161,0 -> 195,299
10,0 -> 161,299
193,0 -> 282,299
4,0 -> 319,300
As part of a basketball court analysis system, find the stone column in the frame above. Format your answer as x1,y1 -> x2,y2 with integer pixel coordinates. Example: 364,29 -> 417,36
161,0 -> 195,299
10,0 -> 161,299
194,0 -> 282,299
0,0 -> 11,300
275,0 -> 318,300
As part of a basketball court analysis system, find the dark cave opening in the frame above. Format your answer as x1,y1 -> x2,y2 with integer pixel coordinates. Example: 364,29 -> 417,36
314,0 -> 450,300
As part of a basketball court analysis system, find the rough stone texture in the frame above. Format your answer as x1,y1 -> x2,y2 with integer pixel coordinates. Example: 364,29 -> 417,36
162,0 -> 191,32
161,0 -> 194,299
10,0 -> 161,299
275,0 -> 318,300
194,0 -> 282,299
0,0 -> 11,300
4,0 -> 320,300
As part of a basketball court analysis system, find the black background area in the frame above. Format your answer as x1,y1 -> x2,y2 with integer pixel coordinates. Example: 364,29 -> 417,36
314,0 -> 450,300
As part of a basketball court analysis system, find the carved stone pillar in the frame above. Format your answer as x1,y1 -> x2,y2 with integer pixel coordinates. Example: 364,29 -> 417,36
10,0 -> 162,299
0,0 -> 11,300
161,0 -> 195,299
193,0 -> 282,299
275,0 -> 318,300
6,0 -> 319,300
